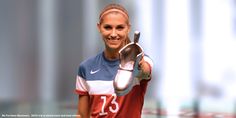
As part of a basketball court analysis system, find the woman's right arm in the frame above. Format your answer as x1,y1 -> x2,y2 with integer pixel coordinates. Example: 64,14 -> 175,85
77,95 -> 90,118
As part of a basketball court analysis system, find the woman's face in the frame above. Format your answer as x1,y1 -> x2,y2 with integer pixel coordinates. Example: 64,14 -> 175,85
98,12 -> 130,51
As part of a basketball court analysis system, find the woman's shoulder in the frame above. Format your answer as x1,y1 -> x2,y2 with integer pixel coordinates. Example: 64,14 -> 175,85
77,52 -> 103,77
143,54 -> 154,68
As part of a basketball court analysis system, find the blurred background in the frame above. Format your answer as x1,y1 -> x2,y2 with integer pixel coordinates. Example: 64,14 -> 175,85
0,0 -> 236,117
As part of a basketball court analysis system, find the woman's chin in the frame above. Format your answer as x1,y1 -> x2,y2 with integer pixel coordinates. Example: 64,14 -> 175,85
107,45 -> 122,51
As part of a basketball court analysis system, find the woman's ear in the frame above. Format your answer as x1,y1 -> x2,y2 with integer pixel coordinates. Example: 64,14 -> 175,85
97,23 -> 101,33
127,24 -> 131,33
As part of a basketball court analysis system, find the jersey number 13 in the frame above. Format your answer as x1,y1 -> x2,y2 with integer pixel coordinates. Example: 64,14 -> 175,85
99,94 -> 119,116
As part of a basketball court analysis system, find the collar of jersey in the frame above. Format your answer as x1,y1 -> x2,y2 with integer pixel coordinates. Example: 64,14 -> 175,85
102,52 -> 119,66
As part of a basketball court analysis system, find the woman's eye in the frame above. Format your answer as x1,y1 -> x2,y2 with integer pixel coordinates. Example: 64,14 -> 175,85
104,25 -> 112,30
117,26 -> 124,30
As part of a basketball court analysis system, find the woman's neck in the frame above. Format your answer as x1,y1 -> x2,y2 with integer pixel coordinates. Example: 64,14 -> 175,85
104,49 -> 119,60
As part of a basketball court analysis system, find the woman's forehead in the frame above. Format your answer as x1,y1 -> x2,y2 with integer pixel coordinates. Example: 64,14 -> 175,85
100,12 -> 129,24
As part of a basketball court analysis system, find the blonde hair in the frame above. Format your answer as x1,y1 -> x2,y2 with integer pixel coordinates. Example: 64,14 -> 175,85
99,4 -> 129,22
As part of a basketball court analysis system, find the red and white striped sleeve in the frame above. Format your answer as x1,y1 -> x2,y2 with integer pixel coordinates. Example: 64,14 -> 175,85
75,75 -> 89,95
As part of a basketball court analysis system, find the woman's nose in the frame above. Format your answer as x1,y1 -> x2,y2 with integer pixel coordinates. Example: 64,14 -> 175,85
110,29 -> 117,38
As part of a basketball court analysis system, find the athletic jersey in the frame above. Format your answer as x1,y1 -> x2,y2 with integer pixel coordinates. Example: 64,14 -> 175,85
75,52 -> 153,118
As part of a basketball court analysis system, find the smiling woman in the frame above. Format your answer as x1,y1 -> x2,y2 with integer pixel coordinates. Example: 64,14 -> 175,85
75,3 -> 153,118
97,13 -> 130,57
97,4 -> 131,60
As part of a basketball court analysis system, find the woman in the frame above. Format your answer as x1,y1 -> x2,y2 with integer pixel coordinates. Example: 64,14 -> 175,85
75,3 -> 153,118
